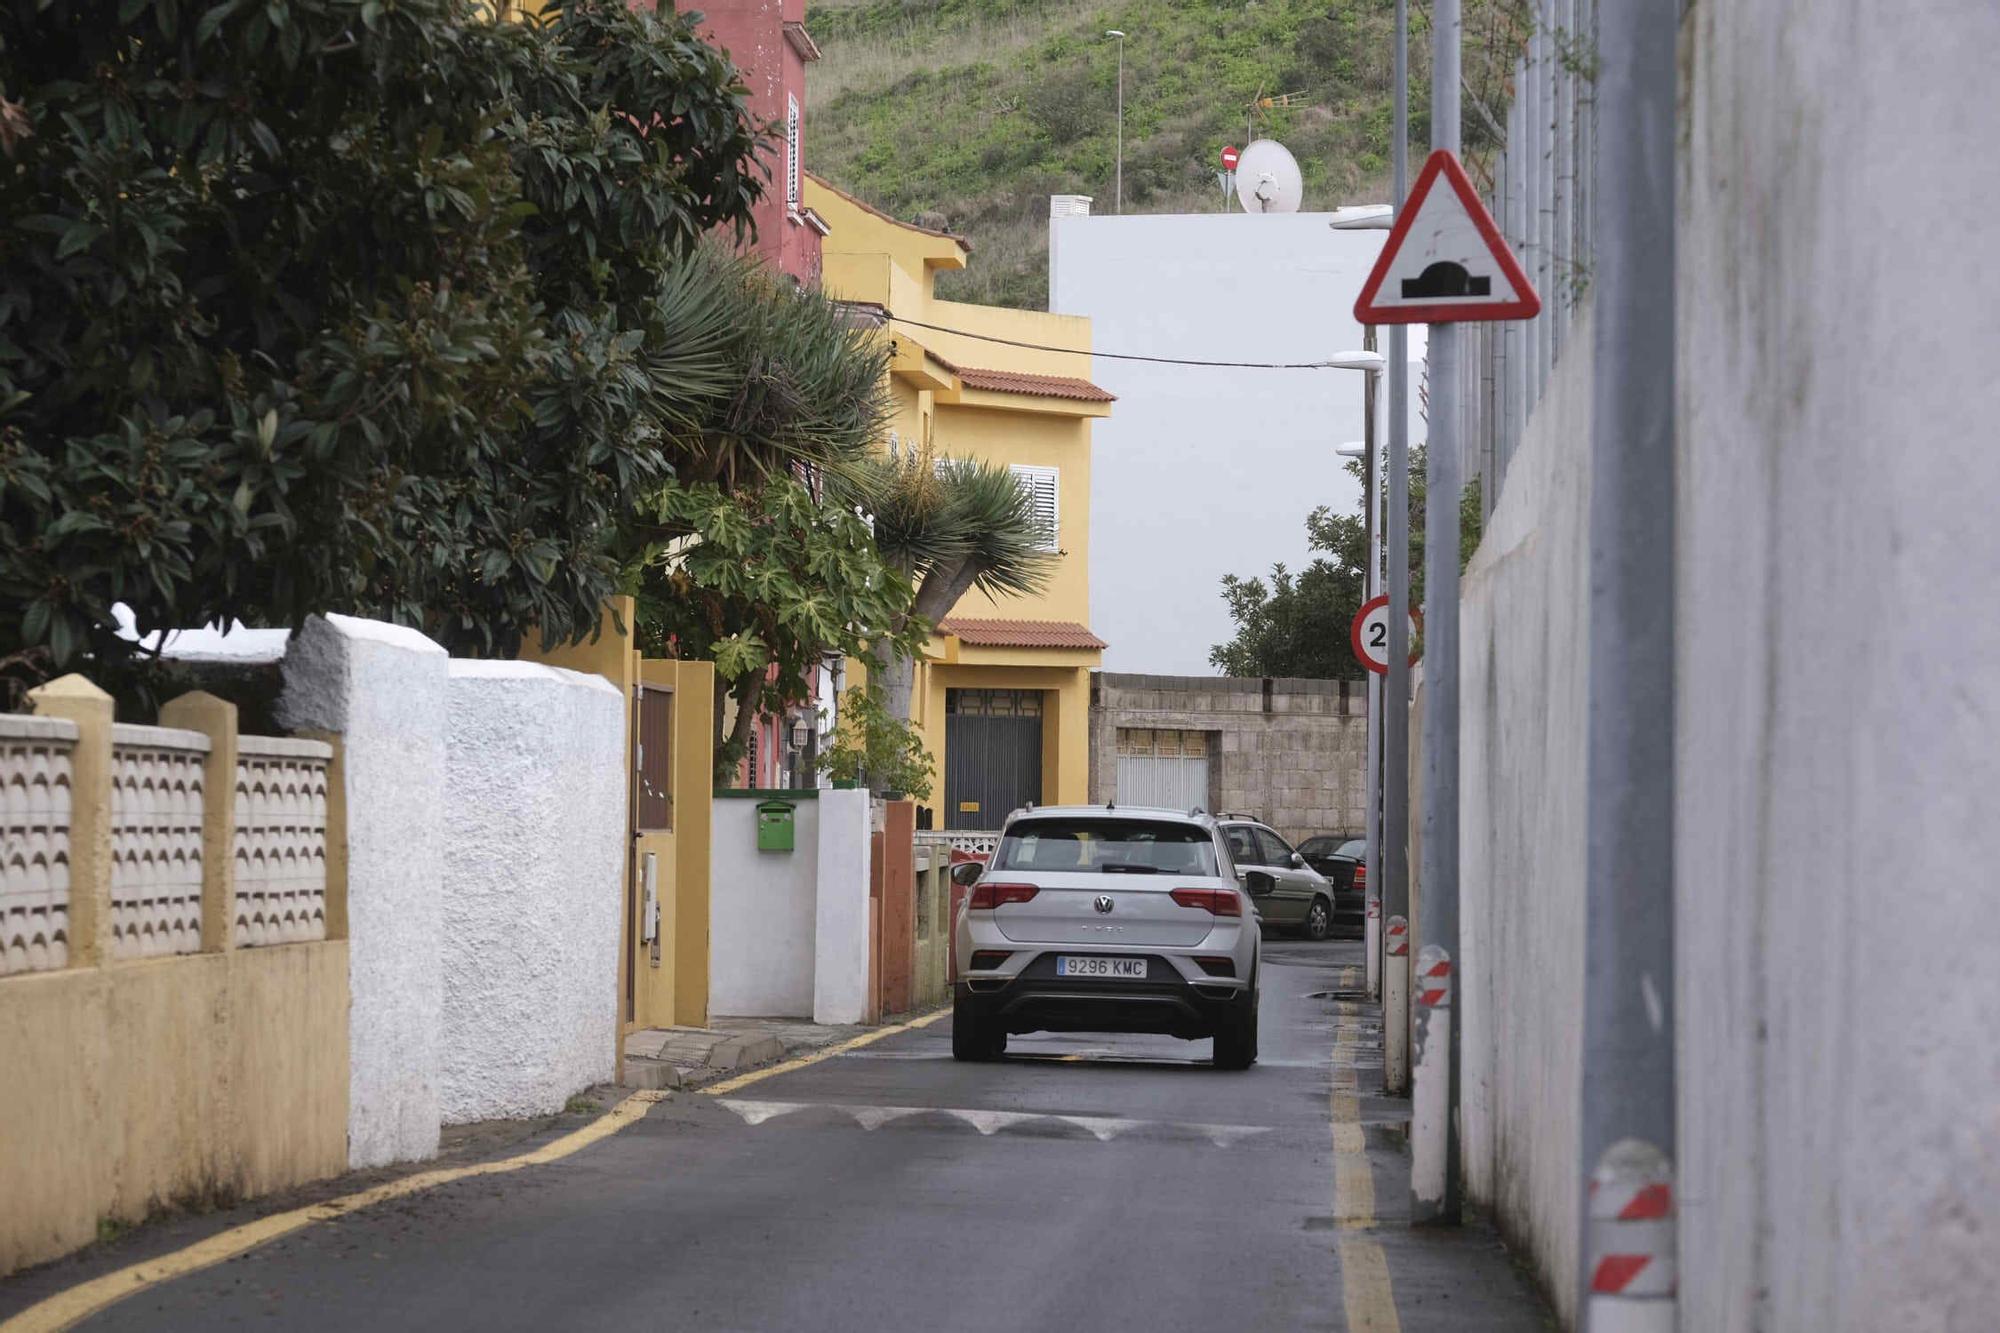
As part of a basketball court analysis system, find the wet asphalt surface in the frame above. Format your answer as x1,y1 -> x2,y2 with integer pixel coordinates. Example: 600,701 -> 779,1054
29,938 -> 1551,1331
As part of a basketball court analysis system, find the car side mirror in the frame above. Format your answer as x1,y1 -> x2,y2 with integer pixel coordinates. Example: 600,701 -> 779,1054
949,862 -> 984,888
1290,852 -> 1306,868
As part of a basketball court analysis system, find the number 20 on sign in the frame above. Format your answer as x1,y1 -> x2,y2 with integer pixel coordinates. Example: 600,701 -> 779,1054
1350,594 -> 1422,675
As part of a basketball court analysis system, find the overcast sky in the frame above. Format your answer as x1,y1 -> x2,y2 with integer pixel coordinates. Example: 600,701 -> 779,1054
1051,211 -> 1426,676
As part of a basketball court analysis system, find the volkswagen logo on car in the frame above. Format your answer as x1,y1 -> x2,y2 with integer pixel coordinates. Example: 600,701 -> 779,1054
1093,895 -> 1115,914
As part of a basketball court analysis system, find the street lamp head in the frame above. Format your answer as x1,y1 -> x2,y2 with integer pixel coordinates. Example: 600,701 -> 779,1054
1337,442 -> 1369,458
1106,29 -> 1125,38
1327,350 -> 1387,373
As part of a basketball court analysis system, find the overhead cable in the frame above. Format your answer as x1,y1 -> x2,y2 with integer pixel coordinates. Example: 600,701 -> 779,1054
875,311 -> 1366,370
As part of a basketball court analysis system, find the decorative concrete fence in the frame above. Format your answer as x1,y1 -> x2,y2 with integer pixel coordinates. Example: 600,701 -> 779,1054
0,678 -> 348,1277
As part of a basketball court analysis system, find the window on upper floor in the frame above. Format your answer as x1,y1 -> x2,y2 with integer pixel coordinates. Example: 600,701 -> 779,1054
1009,463 -> 1060,552
785,94 -> 801,215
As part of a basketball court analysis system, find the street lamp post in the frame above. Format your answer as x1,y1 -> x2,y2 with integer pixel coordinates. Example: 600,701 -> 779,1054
1106,30 -> 1126,213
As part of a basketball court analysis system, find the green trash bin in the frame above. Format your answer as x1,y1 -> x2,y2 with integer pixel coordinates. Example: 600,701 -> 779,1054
756,800 -> 796,852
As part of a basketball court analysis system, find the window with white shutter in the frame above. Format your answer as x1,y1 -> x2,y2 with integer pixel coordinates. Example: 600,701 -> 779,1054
1009,464 -> 1060,551
785,95 -> 801,214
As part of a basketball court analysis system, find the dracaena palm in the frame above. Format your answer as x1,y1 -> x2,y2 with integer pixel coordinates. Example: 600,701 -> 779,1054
859,445 -> 1056,723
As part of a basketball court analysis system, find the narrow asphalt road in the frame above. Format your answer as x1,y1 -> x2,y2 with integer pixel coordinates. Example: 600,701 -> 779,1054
43,938 -> 1550,1331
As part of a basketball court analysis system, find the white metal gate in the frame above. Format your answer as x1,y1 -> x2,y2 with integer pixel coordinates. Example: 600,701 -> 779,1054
1115,729 -> 1211,812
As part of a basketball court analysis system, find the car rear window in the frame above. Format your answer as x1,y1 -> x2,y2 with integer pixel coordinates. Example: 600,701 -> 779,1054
1337,839 -> 1366,859
992,819 -> 1220,876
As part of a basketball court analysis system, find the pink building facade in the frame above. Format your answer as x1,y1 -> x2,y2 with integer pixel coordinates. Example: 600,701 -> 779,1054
675,0 -> 827,287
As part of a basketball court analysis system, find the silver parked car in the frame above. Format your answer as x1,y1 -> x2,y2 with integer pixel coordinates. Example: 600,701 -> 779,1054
1218,816 -> 1340,941
950,805 -> 1260,1069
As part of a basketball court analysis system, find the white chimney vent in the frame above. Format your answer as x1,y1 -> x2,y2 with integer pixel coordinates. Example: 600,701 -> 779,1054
1049,194 -> 1094,218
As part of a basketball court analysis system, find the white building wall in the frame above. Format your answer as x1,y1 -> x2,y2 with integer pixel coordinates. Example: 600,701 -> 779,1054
1456,313 -> 1593,1326
437,661 -> 623,1124
277,614 -> 448,1168
1677,5 -> 2000,1328
813,789 -> 872,1025
710,795 -> 821,1018
1049,212 -> 1420,674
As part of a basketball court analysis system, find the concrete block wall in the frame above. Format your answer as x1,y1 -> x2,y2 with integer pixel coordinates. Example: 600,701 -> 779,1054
1088,674 -> 1367,841
278,615 -> 447,1169
438,661 -> 624,1124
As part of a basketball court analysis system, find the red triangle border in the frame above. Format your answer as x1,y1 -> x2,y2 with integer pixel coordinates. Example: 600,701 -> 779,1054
1353,149 -> 1542,325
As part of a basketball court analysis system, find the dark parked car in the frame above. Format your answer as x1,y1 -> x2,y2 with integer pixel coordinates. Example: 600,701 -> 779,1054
1296,835 -> 1367,937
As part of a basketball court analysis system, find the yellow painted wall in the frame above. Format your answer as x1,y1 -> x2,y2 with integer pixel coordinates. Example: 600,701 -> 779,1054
929,405 -> 1093,626
0,943 -> 350,1275
915,662 -> 1091,812
925,298 -> 1093,375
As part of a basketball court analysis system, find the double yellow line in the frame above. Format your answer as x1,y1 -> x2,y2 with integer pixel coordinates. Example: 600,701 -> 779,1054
2,1009 -> 948,1333
1331,964 -> 1402,1331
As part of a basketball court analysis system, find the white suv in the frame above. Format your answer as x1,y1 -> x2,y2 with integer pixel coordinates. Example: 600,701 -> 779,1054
950,806 -> 1260,1069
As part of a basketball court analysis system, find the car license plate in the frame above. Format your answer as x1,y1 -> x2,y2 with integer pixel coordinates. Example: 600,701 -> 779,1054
1056,956 -> 1146,979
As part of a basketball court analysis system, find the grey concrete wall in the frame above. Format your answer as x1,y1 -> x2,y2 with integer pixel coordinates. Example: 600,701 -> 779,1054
1456,312 -> 1593,1326
1088,674 -> 1366,841
1676,6 -> 2000,1328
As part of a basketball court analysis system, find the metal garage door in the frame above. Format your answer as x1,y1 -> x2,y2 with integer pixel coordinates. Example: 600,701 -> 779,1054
944,689 -> 1043,830
1116,729 -> 1212,812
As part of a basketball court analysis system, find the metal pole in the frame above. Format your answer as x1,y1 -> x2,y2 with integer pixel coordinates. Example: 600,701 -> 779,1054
1115,37 -> 1125,214
1578,0 -> 1676,1326
1413,0 -> 1462,1229
1362,327 -> 1382,1001
1381,0 -> 1413,1100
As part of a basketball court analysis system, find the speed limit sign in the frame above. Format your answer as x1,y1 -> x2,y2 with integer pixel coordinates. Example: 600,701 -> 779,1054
1349,594 -> 1421,675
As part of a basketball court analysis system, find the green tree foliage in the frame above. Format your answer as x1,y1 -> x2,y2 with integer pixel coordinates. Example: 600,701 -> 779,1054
1207,446 -> 1481,678
631,477 -> 929,782
815,682 -> 935,801
0,0 -> 763,698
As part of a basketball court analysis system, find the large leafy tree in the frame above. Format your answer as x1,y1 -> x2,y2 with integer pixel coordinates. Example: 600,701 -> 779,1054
1208,448 -> 1480,678
0,0 -> 763,701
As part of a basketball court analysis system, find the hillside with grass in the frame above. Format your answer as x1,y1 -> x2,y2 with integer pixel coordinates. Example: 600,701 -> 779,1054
804,1 -> 1520,309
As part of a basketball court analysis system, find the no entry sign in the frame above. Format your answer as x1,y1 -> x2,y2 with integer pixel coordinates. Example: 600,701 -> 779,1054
1350,594 -> 1422,675
1220,145 -> 1239,171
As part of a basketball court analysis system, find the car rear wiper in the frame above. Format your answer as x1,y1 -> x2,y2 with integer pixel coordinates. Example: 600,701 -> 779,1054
1097,863 -> 1160,874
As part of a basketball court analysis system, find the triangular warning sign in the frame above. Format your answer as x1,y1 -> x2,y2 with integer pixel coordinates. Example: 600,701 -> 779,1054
1354,149 -> 1540,325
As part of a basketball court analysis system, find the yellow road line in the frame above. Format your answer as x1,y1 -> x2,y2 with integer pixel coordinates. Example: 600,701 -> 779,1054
699,1007 -> 947,1096
0,1090 -> 670,1333
1330,964 -> 1402,1333
7,1007 -> 948,1332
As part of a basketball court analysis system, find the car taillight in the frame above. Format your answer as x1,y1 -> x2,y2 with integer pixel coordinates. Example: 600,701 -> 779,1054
1170,887 -> 1243,917
968,882 -> 1039,910
1353,862 -> 1368,888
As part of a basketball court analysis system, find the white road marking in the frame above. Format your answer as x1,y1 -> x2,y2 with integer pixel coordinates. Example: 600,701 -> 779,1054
712,1098 -> 1273,1146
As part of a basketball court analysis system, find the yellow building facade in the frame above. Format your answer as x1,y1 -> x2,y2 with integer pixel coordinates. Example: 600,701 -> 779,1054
806,174 -> 1112,831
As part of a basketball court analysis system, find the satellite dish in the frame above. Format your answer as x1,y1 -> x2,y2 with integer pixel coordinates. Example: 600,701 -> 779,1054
1234,139 -> 1303,215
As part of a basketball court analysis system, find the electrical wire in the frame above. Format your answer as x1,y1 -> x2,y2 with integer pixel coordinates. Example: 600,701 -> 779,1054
874,311 -> 1372,371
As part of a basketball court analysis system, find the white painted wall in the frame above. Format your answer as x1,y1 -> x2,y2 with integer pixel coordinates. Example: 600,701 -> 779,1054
1677,6 -> 2000,1327
813,789 -> 872,1025
277,615 -> 448,1168
1049,212 -> 1424,674
1456,314 -> 1593,1325
437,661 -> 624,1124
710,795 -> 821,1017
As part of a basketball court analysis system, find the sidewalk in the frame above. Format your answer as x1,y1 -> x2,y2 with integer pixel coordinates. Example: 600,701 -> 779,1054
620,1014 -> 897,1090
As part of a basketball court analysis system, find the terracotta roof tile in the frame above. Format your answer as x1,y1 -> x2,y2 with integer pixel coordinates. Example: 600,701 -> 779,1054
940,618 -> 1108,650
944,365 -> 1116,402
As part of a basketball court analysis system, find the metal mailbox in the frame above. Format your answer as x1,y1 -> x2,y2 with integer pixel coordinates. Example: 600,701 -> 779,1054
756,800 -> 796,852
